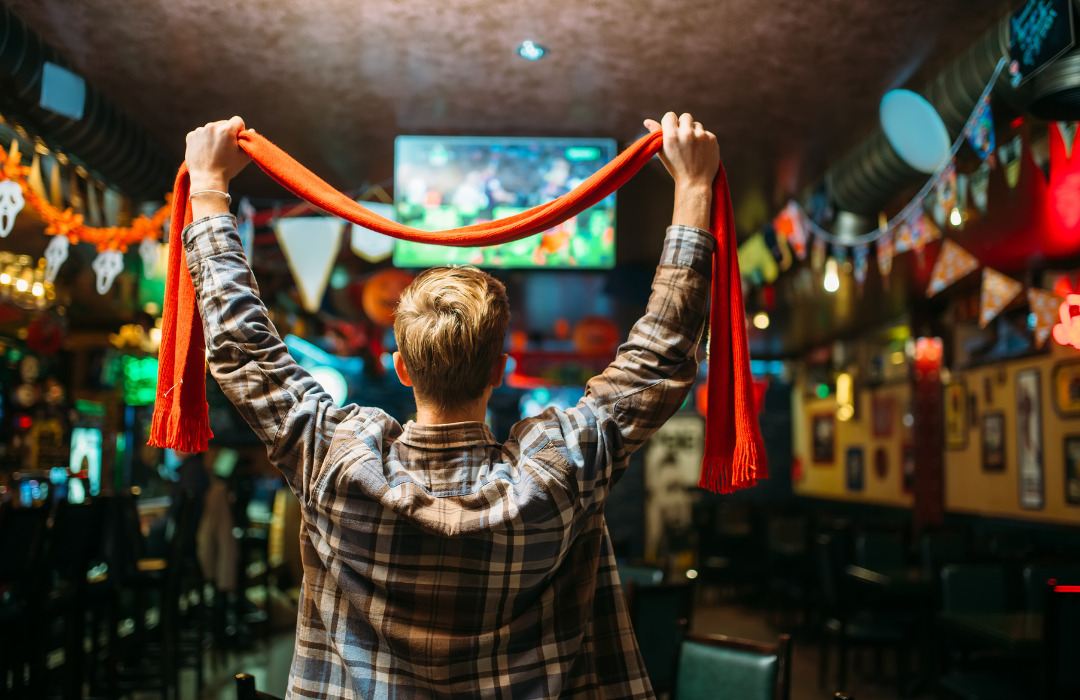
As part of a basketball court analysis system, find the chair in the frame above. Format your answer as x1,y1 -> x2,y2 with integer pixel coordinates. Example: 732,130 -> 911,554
624,580 -> 694,693
674,631 -> 791,700
854,530 -> 906,571
920,530 -> 967,579
940,564 -> 1006,612
1022,564 -> 1080,612
235,673 -> 284,700
0,501 -> 51,697
1043,581 -> 1080,698
617,564 -> 664,587
815,533 -> 913,693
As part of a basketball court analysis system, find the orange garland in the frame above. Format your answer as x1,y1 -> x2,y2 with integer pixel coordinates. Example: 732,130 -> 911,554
0,143 -> 169,252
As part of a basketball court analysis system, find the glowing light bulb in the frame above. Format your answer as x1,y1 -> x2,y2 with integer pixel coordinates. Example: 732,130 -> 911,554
752,311 -> 770,329
949,207 -> 962,227
15,279 -> 28,293
824,258 -> 840,293
0,273 -> 9,285
31,283 -> 43,297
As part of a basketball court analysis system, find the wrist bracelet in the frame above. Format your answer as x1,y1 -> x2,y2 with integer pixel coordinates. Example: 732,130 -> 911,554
189,189 -> 232,206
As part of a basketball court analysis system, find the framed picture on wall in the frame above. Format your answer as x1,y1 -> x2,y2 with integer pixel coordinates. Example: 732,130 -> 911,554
1015,368 -> 1045,510
1051,360 -> 1080,417
901,443 -> 914,494
846,447 -> 865,491
812,413 -> 835,464
1065,435 -> 1080,505
871,396 -> 895,438
945,381 -> 968,450
982,411 -> 1006,472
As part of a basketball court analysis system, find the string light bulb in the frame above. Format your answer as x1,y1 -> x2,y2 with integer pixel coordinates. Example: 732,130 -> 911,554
824,258 -> 840,293
752,311 -> 770,329
949,207 -> 962,227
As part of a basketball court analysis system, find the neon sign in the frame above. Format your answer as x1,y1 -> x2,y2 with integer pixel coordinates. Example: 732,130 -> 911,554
1053,294 -> 1080,350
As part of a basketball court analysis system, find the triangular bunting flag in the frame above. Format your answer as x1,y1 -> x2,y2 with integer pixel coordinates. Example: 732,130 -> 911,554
926,240 -> 980,297
894,217 -> 914,253
1029,288 -> 1063,348
933,161 -> 958,228
275,217 -> 345,313
876,230 -> 894,289
350,201 -> 397,263
774,201 -> 807,260
999,135 -> 1023,189
955,173 -> 968,228
833,244 -> 848,266
979,268 -> 1024,328
970,162 -> 990,215
737,233 -> 779,285
49,161 -> 62,208
965,96 -> 996,162
853,244 -> 869,292
1056,122 -> 1078,158
811,236 -> 826,272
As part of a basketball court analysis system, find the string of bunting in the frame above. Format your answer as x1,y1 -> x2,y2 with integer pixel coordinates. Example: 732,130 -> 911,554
0,140 -> 170,294
747,55 -> 1077,348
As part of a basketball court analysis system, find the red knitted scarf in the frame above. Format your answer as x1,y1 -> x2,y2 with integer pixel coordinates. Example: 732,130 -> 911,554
149,129 -> 766,493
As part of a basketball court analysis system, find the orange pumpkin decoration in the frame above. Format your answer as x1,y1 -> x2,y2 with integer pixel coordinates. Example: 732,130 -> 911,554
572,316 -> 619,357
361,269 -> 414,326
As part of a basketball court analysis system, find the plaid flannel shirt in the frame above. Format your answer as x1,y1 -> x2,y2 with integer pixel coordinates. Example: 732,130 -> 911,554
185,214 -> 715,699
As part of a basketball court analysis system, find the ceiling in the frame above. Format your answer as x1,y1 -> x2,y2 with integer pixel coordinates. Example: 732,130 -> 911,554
1,0 -> 1020,354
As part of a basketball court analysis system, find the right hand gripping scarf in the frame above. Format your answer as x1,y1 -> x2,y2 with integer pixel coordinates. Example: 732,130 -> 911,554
150,129 -> 767,493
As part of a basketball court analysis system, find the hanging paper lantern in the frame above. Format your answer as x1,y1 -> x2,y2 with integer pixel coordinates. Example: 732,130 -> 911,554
572,316 -> 619,357
361,269 -> 414,326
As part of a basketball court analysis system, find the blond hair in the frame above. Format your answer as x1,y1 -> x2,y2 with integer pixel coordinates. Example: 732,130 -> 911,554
393,266 -> 509,408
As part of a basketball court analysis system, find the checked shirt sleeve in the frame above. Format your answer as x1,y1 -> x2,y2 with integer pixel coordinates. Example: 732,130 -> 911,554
183,213 -> 351,500
570,224 -> 714,505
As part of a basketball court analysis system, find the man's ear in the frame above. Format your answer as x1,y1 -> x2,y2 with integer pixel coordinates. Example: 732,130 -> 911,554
489,353 -> 509,389
393,351 -> 413,387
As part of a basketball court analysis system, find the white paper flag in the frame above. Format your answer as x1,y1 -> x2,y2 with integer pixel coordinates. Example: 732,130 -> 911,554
275,217 -> 345,313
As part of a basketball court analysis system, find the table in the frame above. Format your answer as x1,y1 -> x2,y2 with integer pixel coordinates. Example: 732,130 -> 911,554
938,612 -> 1044,655
845,564 -> 934,598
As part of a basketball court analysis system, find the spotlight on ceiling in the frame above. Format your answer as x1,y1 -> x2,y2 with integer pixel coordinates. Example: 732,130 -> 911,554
518,41 -> 547,61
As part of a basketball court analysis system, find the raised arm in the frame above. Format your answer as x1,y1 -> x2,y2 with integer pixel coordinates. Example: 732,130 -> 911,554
183,118 -> 353,501
568,112 -> 718,502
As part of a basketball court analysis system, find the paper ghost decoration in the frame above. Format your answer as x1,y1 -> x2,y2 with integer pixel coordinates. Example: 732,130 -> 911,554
44,235 -> 69,284
92,249 -> 125,294
0,180 -> 25,238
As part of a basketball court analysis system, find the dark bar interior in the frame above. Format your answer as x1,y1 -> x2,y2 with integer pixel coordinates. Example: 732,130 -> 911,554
0,1 -> 1078,698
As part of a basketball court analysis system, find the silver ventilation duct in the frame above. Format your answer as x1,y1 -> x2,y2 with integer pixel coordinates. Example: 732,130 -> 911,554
0,6 -> 174,200
825,16 -> 1021,217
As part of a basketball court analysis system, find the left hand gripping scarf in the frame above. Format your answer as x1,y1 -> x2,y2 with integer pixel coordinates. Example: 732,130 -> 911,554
150,129 -> 767,493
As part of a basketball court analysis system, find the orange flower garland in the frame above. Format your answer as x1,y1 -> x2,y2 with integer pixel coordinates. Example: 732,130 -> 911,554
0,142 -> 169,252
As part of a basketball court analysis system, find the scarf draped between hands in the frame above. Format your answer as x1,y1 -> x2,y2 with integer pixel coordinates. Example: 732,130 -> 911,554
149,129 -> 767,493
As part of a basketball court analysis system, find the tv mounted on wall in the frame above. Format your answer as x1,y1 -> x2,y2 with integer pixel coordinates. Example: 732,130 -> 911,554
392,136 -> 617,269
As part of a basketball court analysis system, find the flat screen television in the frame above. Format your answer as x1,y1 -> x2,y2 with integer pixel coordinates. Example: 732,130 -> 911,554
393,136 -> 617,269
